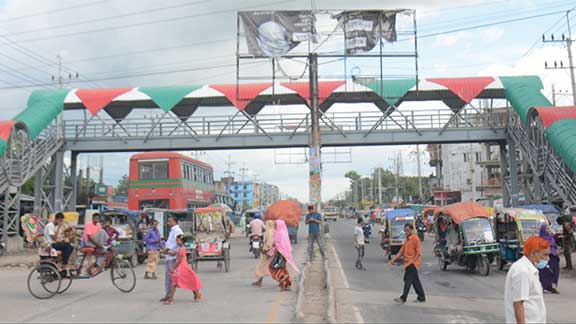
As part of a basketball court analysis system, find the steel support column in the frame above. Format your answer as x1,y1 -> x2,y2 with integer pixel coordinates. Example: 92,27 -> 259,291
500,143 -> 510,207
33,169 -> 43,216
53,150 -> 65,212
68,152 -> 78,211
308,53 -> 322,210
507,139 -> 519,207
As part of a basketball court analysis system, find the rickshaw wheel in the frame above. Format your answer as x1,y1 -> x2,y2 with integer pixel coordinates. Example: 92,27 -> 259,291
111,259 -> 136,293
128,254 -> 137,268
27,263 -> 62,299
224,248 -> 230,272
477,256 -> 490,276
57,271 -> 73,294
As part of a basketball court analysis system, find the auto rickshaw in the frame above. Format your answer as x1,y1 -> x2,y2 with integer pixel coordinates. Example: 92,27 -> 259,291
189,207 -> 231,272
103,209 -> 147,267
380,208 -> 417,260
495,208 -> 548,270
433,202 -> 499,276
522,204 -> 562,246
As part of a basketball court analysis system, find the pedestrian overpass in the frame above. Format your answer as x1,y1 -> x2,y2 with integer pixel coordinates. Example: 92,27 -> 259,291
1,75 -> 576,241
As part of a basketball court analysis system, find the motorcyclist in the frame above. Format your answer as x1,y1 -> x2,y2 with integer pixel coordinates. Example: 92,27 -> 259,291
416,216 -> 426,241
247,214 -> 265,251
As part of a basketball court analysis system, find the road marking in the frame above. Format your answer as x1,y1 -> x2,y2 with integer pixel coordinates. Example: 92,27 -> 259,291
329,240 -> 365,323
266,292 -> 284,324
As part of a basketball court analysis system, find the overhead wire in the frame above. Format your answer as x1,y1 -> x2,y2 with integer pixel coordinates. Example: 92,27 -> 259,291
0,0 -> 110,24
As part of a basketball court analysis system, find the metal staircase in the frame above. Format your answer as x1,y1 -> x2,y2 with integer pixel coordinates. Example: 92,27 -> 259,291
506,111 -> 576,206
0,122 -> 64,193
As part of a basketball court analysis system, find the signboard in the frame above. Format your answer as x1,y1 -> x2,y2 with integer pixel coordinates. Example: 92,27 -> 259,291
239,11 -> 317,57
335,10 -> 400,54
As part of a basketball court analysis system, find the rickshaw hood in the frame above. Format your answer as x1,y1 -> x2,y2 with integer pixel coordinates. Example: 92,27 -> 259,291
434,202 -> 490,224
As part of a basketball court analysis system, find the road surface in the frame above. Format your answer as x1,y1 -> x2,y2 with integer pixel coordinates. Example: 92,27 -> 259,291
328,218 -> 576,323
0,228 -> 306,323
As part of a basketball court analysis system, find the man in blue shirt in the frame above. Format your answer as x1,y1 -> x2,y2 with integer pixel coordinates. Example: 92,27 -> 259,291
306,205 -> 325,261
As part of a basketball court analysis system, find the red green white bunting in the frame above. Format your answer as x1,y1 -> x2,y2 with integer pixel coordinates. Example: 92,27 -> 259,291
76,88 -> 134,115
209,83 -> 272,111
281,81 -> 346,106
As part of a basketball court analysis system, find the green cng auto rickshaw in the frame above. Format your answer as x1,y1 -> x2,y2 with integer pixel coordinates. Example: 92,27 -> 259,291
495,208 -> 548,270
434,202 -> 499,276
380,208 -> 417,260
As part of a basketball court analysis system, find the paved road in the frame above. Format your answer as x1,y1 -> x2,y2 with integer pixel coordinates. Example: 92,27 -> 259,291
0,228 -> 306,323
328,218 -> 576,323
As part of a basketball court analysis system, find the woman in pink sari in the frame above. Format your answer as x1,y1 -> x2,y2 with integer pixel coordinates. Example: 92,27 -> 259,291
164,235 -> 203,304
268,220 -> 299,291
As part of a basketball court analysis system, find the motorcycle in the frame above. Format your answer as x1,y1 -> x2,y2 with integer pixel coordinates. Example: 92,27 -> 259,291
362,223 -> 372,244
249,235 -> 263,259
416,219 -> 426,242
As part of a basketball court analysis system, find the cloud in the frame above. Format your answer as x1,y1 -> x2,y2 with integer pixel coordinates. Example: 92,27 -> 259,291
480,27 -> 505,43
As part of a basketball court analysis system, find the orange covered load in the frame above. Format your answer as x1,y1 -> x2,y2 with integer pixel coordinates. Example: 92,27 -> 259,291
433,201 -> 490,224
264,200 -> 302,227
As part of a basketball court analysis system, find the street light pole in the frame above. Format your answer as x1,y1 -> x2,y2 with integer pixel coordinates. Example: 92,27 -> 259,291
416,145 -> 423,201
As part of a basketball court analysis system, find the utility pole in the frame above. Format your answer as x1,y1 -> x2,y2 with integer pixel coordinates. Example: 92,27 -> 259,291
378,167 -> 382,205
224,154 -> 236,195
308,53 -> 322,212
543,10 -> 576,105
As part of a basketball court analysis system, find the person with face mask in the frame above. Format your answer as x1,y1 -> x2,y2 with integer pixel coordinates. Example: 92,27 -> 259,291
504,236 -> 550,324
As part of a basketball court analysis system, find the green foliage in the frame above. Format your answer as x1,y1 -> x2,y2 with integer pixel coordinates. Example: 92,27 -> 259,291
115,174 -> 129,194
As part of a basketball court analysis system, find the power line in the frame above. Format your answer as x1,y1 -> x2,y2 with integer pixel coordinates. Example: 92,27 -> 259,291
6,0 -> 298,44
5,0 -> 215,36
0,0 -> 109,24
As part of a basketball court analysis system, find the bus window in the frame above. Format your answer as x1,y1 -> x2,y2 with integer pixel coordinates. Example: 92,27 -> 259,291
139,160 -> 169,180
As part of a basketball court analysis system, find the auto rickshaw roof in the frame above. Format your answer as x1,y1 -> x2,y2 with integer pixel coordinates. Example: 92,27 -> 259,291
385,208 -> 417,220
521,204 -> 559,215
434,202 -> 490,224
497,208 -> 546,221
103,208 -> 141,224
195,207 -> 226,213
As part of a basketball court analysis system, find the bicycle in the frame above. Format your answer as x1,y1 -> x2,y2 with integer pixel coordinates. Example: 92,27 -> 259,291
27,243 -> 136,299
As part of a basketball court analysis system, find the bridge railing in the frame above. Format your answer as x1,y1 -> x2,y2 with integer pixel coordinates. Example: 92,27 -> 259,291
63,108 -> 508,139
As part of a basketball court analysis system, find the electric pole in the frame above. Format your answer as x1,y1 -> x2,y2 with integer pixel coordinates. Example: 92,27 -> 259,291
543,10 -> 576,105
224,154 -> 236,195
416,145 -> 423,201
378,167 -> 383,205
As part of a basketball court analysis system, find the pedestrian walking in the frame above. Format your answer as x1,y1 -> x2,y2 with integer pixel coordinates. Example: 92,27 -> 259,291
305,205 -> 325,261
538,224 -> 560,293
504,236 -> 550,324
389,223 -> 425,303
561,220 -> 573,270
144,219 -> 162,280
268,220 -> 299,291
160,216 -> 183,302
163,234 -> 202,304
252,220 -> 276,287
354,217 -> 366,271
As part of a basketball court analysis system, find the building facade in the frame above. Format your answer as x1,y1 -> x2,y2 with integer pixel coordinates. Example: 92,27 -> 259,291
229,181 -> 280,210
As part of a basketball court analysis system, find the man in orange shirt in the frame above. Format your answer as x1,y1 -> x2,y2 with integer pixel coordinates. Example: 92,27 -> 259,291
389,223 -> 426,303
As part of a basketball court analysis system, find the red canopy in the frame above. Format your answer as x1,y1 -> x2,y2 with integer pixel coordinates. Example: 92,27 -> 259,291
434,201 -> 490,224
0,120 -> 17,142
427,77 -> 495,104
76,88 -> 134,115
533,106 -> 576,128
209,83 -> 272,111
281,81 -> 345,106
264,200 -> 302,227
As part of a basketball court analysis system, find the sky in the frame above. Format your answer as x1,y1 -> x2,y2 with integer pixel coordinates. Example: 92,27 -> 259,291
0,0 -> 575,202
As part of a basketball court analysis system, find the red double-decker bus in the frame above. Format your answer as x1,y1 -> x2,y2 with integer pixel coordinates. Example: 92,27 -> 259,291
127,152 -> 215,210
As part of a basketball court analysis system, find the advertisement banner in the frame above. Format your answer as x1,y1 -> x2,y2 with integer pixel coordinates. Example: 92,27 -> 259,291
335,10 -> 399,54
239,11 -> 316,57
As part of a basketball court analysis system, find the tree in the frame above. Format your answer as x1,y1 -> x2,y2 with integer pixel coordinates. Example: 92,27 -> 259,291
115,174 -> 129,194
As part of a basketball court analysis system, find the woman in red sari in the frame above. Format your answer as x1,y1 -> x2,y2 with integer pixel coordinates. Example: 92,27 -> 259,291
164,235 -> 203,304
268,220 -> 299,291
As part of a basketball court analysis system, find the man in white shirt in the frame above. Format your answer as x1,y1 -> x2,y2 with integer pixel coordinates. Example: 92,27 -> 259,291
504,236 -> 550,324
160,216 -> 183,302
44,213 -> 74,270
354,217 -> 366,271
248,215 -> 265,250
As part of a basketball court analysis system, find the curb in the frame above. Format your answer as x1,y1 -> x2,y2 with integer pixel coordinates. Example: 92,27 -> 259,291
294,261 -> 310,322
325,253 -> 337,324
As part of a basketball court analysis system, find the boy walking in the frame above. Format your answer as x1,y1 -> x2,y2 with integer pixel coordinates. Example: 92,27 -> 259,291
354,217 -> 366,270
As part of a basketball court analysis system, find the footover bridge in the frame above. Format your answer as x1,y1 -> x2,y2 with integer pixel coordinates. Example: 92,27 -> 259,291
1,75 -> 576,243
